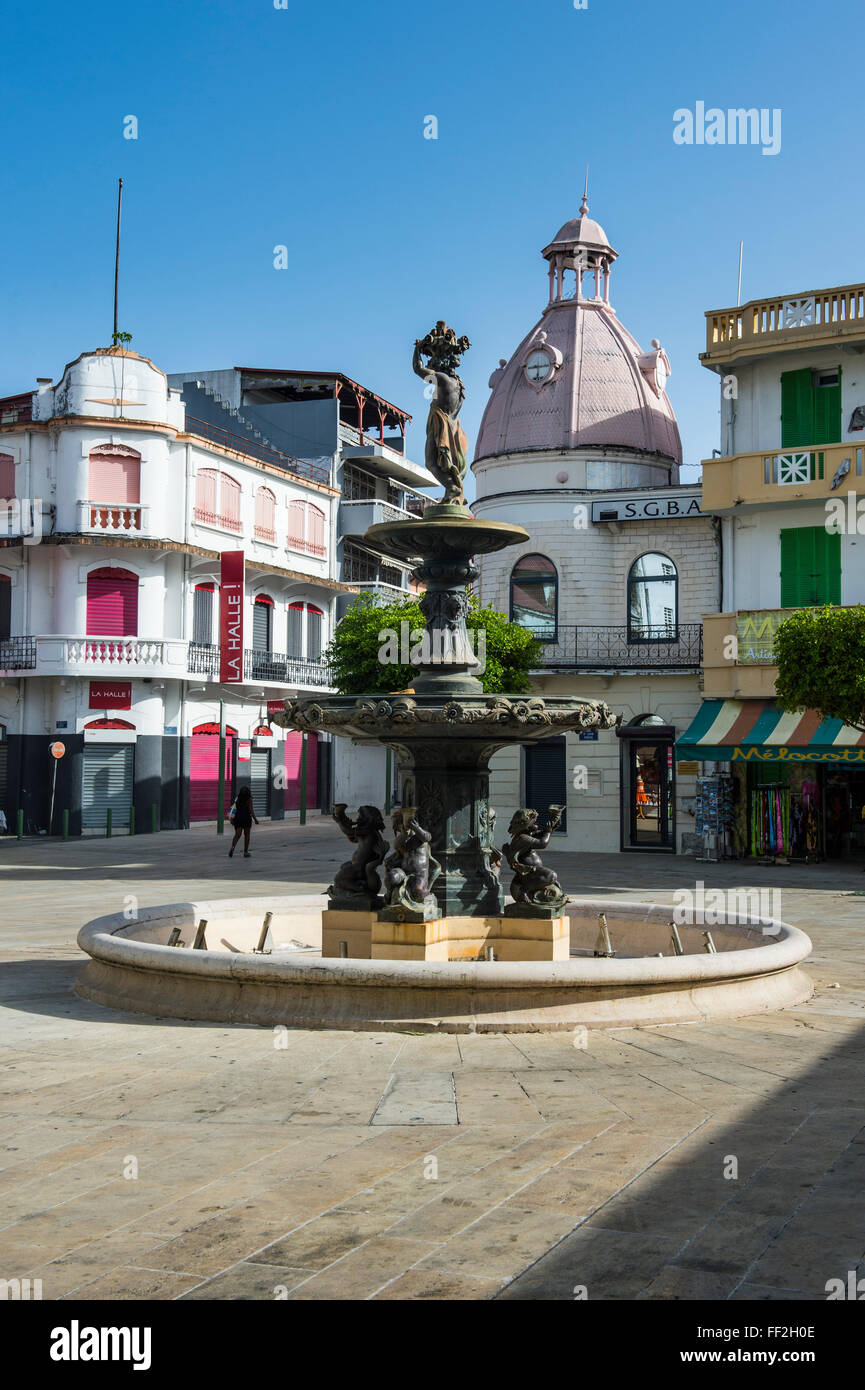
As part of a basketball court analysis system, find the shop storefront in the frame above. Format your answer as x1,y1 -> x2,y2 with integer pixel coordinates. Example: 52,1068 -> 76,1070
677,699 -> 865,861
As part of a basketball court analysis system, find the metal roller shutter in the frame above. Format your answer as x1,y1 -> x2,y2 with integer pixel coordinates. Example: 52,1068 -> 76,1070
249,749 -> 271,819
0,742 -> 8,814
82,744 -> 134,829
189,732 -> 234,822
525,736 -> 567,833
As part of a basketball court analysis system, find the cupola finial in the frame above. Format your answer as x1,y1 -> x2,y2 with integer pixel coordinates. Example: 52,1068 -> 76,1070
579,166 -> 589,217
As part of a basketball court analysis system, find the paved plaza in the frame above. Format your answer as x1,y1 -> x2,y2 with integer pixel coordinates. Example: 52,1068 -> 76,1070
1,819 -> 864,1301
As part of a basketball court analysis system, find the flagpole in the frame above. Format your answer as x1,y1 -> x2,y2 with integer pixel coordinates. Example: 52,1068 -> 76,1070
113,178 -> 123,343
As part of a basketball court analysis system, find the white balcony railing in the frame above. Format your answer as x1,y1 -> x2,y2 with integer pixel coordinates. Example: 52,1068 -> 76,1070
67,638 -> 166,666
5,636 -> 335,690
82,501 -> 144,533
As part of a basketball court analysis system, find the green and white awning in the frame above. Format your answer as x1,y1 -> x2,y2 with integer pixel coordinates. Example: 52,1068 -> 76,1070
676,699 -> 865,763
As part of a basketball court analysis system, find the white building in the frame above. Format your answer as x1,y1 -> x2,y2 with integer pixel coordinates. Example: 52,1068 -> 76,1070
471,196 -> 719,854
0,346 -> 355,833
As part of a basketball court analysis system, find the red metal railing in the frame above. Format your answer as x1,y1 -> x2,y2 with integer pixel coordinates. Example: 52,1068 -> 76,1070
187,417 -> 330,485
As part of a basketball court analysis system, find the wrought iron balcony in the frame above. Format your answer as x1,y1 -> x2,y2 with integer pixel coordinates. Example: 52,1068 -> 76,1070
533,623 -> 703,671
244,649 -> 332,686
188,642 -> 220,677
0,637 -> 37,670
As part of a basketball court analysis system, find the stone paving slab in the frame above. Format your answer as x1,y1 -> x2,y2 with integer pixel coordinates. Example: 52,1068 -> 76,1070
1,821 -> 865,1300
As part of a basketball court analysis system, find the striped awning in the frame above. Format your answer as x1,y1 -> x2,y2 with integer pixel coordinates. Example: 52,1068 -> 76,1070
676,699 -> 865,763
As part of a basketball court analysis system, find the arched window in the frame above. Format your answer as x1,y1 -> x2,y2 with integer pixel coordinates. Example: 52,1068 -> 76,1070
0,574 -> 11,642
252,594 -> 274,651
307,505 -> 326,556
287,500 -> 328,557
194,469 -> 242,533
287,602 -> 325,661
88,445 -> 141,532
192,582 -> 215,645
254,487 -> 276,543
510,554 -> 557,640
0,453 -> 15,501
628,553 -> 677,642
86,567 -> 138,637
307,605 -> 323,661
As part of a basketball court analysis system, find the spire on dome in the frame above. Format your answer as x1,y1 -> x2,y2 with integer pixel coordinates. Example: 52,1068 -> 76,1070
579,166 -> 589,218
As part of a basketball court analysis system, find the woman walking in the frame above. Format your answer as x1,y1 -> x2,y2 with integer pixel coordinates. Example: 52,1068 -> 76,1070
228,786 -> 258,858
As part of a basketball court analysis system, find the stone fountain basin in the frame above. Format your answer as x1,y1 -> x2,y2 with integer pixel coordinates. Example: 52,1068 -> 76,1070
75,896 -> 812,1033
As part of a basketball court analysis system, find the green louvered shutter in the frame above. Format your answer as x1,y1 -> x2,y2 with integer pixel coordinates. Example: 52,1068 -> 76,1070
781,526 -> 841,607
813,367 -> 842,445
781,369 -> 814,448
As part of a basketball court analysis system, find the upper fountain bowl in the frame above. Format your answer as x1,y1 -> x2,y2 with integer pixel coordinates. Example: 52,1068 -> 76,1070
365,515 -> 528,566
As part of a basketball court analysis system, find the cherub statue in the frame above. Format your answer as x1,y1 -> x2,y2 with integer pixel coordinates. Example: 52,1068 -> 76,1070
412,322 -> 471,507
329,803 -> 387,907
504,805 -> 568,912
382,808 -> 441,918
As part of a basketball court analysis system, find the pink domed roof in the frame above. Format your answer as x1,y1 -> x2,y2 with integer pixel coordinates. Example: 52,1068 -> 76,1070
474,201 -> 682,465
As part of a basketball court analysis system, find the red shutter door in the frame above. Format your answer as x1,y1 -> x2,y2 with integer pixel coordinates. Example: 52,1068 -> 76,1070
284,730 -> 317,811
284,730 -> 302,810
86,569 -> 138,636
189,731 -> 235,822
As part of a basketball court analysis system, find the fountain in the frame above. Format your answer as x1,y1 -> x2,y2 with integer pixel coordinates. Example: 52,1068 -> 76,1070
276,323 -> 618,961
74,324 -> 813,1031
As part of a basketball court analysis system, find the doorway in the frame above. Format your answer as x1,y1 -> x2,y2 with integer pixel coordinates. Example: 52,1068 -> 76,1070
619,721 -> 675,851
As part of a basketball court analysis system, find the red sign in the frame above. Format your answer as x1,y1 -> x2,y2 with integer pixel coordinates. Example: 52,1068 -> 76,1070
90,681 -> 132,710
237,740 -> 251,762
50,742 -> 66,760
219,551 -> 245,683
267,700 -> 286,716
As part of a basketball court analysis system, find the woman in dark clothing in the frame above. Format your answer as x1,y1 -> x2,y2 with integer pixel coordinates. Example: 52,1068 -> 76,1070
228,786 -> 259,858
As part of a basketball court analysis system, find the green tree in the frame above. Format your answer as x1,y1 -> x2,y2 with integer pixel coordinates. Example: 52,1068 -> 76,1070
325,593 -> 543,696
774,604 -> 865,733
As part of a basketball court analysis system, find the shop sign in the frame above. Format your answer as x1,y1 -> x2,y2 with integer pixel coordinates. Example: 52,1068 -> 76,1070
237,740 -> 252,762
90,681 -> 132,709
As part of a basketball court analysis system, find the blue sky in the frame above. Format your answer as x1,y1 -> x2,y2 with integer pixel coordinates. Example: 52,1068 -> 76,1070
1,0 -> 860,489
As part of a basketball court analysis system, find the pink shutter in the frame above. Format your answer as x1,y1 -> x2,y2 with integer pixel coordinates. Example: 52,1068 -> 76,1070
221,474 -> 241,530
195,469 -> 218,521
255,487 -> 275,540
86,568 -> 138,636
287,500 -> 305,549
308,505 -> 326,555
89,450 -> 140,503
0,453 -> 14,500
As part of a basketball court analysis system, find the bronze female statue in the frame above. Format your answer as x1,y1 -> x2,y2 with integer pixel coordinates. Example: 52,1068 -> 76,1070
412,322 -> 471,507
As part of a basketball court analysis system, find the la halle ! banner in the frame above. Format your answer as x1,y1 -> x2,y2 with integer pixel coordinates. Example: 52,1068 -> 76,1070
219,551 -> 245,682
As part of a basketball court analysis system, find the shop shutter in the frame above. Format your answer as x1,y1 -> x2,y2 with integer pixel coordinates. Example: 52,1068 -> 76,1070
82,744 -> 134,829
306,731 -> 319,809
86,569 -> 138,636
0,741 -> 8,810
813,367 -> 842,446
781,369 -> 814,449
524,736 -> 567,833
307,607 -> 323,661
781,527 -> 841,607
189,731 -> 234,822
253,598 -> 272,651
193,585 -> 214,644
287,604 -> 303,657
249,749 -> 271,818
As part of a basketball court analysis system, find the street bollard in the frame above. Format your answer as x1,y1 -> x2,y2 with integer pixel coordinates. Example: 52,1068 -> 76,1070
129,805 -> 136,836
17,809 -> 23,840
62,809 -> 69,842
106,808 -> 112,838
151,803 -> 158,834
